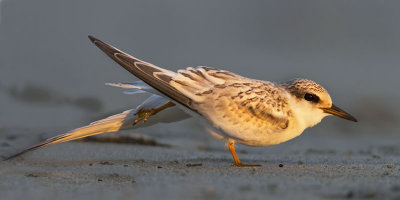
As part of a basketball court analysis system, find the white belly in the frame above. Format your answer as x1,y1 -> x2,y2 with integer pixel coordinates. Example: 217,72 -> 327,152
207,117 -> 306,147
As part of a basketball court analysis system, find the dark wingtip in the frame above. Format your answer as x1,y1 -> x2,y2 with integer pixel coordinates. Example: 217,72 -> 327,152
88,35 -> 97,43
87,35 -> 120,57
3,151 -> 26,161
351,117 -> 358,123
2,142 -> 50,161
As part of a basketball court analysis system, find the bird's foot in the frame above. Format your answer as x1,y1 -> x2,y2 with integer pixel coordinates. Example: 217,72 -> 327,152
133,102 -> 176,126
133,109 -> 154,125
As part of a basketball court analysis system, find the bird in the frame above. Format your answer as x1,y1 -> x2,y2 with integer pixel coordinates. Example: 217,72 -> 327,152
5,35 -> 357,166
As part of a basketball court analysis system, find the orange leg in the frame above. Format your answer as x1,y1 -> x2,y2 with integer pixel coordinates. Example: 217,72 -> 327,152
227,142 -> 261,167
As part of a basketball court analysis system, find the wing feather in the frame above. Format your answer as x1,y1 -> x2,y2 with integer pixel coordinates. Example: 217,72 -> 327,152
5,95 -> 190,160
88,35 -> 194,110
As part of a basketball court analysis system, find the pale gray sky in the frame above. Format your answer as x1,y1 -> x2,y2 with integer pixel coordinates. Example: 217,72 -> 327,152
1,0 -> 399,132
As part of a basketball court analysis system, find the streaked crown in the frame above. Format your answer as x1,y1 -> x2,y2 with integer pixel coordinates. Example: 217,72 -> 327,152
285,79 -> 332,108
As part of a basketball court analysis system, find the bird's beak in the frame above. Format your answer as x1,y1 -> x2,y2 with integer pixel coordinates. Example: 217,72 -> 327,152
321,104 -> 358,122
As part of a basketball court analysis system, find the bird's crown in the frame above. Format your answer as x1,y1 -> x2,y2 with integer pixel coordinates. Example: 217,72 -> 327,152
285,79 -> 328,99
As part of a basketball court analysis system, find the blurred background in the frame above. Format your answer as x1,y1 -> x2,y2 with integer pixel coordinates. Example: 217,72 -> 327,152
1,0 -> 399,135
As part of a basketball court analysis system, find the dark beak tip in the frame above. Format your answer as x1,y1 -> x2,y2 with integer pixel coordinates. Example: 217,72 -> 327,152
322,104 -> 358,123
342,112 -> 358,122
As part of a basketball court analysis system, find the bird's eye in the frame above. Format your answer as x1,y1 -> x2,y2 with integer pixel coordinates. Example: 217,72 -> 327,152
304,93 -> 319,102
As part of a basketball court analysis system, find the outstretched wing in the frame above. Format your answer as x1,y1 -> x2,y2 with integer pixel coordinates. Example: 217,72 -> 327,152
5,95 -> 190,160
88,35 -> 194,111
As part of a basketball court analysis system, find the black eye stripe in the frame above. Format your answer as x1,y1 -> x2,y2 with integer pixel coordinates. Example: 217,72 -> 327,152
304,93 -> 319,103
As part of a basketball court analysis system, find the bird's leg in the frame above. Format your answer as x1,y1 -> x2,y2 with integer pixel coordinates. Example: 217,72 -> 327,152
133,102 -> 175,125
227,142 -> 261,167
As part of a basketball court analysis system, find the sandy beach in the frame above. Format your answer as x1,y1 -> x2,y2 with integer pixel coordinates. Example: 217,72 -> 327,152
1,122 -> 400,200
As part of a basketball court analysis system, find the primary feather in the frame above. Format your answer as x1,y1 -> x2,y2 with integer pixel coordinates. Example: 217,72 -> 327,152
88,35 -> 194,111
6,94 -> 190,160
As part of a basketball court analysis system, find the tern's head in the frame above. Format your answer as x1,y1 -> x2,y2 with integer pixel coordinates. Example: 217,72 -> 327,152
284,79 -> 357,128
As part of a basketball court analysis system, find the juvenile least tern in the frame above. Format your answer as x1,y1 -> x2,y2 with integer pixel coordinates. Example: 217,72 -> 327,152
6,36 -> 357,166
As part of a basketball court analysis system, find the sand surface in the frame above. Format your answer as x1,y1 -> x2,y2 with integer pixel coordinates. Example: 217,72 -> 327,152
1,124 -> 400,200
